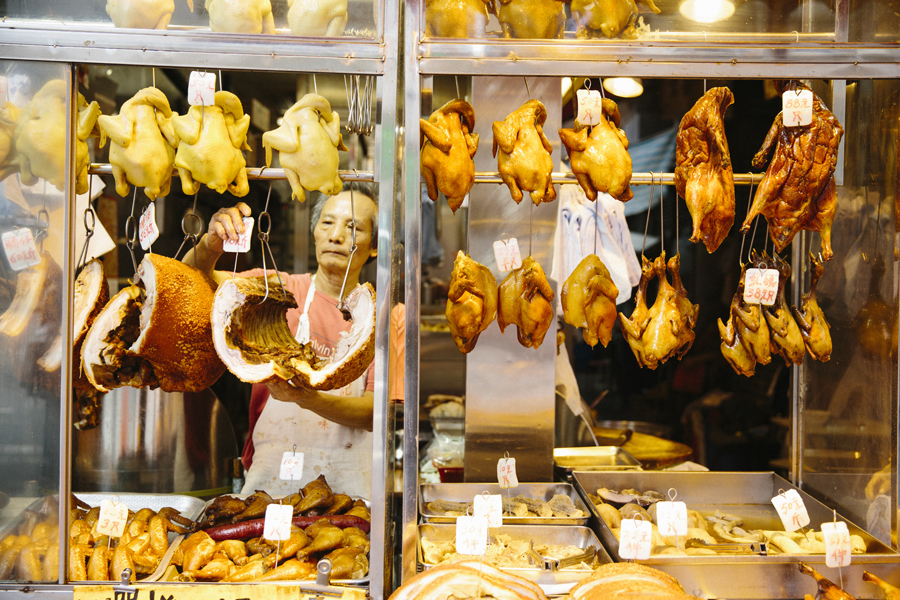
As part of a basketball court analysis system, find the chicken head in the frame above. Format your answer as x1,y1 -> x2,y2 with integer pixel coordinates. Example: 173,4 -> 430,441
497,0 -> 566,39
561,254 -> 619,348
425,0 -> 494,37
287,0 -> 348,36
106,0 -> 194,29
572,0 -> 659,38
493,99 -> 556,205
446,251 -> 498,353
791,252 -> 832,362
498,256 -> 555,349
206,0 -> 276,33
421,99 -> 479,213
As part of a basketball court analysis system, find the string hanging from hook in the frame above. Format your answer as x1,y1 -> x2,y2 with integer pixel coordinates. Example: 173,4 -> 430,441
641,173 -> 654,257
738,180 -> 755,267
337,173 -> 360,319
77,175 -> 96,272
218,70 -> 223,92
313,74 -> 318,95
659,172 -> 665,253
253,180 -> 287,304
675,182 -> 679,254
524,77 -> 532,101
455,75 -> 461,101
529,202 -> 533,257
593,199 -> 599,256
748,214 -> 760,264
152,67 -> 156,89
125,187 -> 139,274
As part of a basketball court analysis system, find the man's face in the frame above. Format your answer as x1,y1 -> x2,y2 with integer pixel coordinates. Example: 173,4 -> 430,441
313,191 -> 378,277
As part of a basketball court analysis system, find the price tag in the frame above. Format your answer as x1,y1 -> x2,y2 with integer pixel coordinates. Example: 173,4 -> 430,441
782,89 -> 814,127
2,229 -> 42,271
455,515 -> 488,556
821,521 -> 851,567
139,203 -> 160,250
771,489 -> 810,532
492,238 -> 522,273
279,451 -> 304,481
497,457 -> 518,489
576,89 -> 604,127
619,518 -> 652,560
223,216 -> 254,253
188,71 -> 216,107
473,494 -> 503,528
262,503 -> 293,542
743,268 -> 779,306
96,499 -> 129,538
656,501 -> 688,537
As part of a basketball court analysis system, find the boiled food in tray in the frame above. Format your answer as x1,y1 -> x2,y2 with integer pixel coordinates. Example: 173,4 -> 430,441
420,99 -> 479,213
106,0 -> 194,29
446,251 -> 498,353
792,252 -> 832,362
427,493 -> 583,518
571,0 -> 660,39
493,100 -> 556,205
561,255 -> 619,348
0,496 -> 60,581
498,256 -> 555,349
388,559 -> 548,600
206,0 -> 276,33
421,533 -> 596,571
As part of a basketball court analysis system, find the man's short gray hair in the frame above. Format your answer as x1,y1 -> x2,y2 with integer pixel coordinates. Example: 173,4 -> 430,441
309,182 -> 379,245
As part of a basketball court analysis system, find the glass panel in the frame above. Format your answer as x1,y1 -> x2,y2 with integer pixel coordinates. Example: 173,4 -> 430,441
0,59 -> 69,583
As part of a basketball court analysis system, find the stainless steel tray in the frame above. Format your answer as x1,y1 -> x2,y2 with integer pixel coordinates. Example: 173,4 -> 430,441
419,483 -> 590,525
554,447 -> 642,479
573,471 -> 899,599
417,523 -> 611,595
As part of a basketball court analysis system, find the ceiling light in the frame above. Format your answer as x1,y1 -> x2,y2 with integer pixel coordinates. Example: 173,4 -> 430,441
603,77 -> 644,98
679,0 -> 735,23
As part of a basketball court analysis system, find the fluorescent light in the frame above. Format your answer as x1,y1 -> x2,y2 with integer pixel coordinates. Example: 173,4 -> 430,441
603,77 -> 644,98
679,0 -> 735,23
562,77 -> 573,98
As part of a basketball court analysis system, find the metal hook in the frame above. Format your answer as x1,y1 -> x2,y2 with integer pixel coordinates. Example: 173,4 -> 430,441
252,180 -> 286,304
667,488 -> 677,502
641,173 -> 654,258
337,174 -> 359,320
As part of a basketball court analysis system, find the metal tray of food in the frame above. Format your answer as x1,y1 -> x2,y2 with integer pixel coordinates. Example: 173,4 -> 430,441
554,447 -> 642,479
417,523 -> 611,595
419,483 -> 590,525
573,471 -> 899,599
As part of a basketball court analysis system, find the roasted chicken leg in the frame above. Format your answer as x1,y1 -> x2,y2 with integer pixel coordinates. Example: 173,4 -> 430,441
764,252 -> 805,366
561,254 -> 619,348
493,100 -> 556,205
792,252 -> 832,362
446,251 -> 498,353
798,562 -> 854,600
863,571 -> 900,600
421,100 -> 479,213
498,256 -> 554,349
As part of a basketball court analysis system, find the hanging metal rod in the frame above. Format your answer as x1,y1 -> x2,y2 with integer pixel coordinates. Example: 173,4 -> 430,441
88,164 -> 375,182
473,172 -> 765,185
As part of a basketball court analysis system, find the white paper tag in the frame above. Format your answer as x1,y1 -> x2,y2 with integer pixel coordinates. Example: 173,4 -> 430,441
771,489 -> 810,532
223,216 -> 254,253
2,229 -> 42,271
455,515 -> 488,556
743,268 -> 779,306
619,518 -> 652,560
96,499 -> 129,538
821,521 -> 852,567
492,239 -> 522,273
576,89 -> 604,127
783,89 -> 814,127
497,457 -> 518,489
656,501 -> 688,537
139,203 -> 160,251
279,451 -> 303,481
473,494 -> 503,528
262,504 -> 294,542
188,71 -> 216,107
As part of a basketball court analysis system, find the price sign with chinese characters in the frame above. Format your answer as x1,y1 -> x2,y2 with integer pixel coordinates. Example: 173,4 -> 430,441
279,451 -> 303,481
783,89 -> 814,127
139,203 -> 160,250
656,501 -> 688,537
2,229 -> 42,271
262,504 -> 293,542
619,518 -> 652,560
497,457 -> 518,489
473,493 -> 503,527
96,499 -> 129,538
455,515 -> 488,556
223,217 -> 254,253
743,268 -> 779,306
771,489 -> 810,532
492,238 -> 522,273
576,89 -> 604,127
188,71 -> 216,107
821,521 -> 852,568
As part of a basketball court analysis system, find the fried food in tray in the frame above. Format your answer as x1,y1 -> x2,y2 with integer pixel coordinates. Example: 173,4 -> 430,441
0,496 -> 60,582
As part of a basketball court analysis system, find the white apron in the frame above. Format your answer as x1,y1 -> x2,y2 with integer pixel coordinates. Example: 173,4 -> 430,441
242,276 -> 373,498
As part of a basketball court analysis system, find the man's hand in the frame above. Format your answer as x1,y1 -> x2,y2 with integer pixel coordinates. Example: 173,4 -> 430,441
182,202 -> 252,275
266,379 -> 375,432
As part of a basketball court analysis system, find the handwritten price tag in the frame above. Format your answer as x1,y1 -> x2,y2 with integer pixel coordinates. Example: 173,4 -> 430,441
821,521 -> 851,567
497,457 -> 518,489
492,238 -> 522,272
743,268 -> 778,306
188,71 -> 216,107
223,216 -> 254,253
455,515 -> 488,556
619,518 -> 652,560
139,202 -> 160,250
2,229 -> 42,271
96,499 -> 129,538
656,501 -> 688,537
576,89 -> 604,127
783,89 -> 814,127
473,494 -> 503,528
263,504 -> 293,542
771,489 -> 810,532
279,451 -> 304,481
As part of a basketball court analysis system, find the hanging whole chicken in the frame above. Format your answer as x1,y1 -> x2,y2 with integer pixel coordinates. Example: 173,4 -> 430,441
173,91 -> 250,197
287,0 -> 347,37
493,100 -> 556,206
743,82 -> 844,260
498,256 -> 554,349
206,0 -> 275,33
496,0 -> 566,39
425,0 -> 494,37
763,252 -> 805,366
262,94 -> 347,203
572,0 -> 659,38
792,252 -> 832,362
559,97 -> 633,202
421,99 -> 479,213
561,254 -> 619,348
446,252 -> 498,353
106,0 -> 194,29
674,86 -> 736,254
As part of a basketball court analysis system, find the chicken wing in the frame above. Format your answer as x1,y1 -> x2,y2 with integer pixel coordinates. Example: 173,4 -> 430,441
496,0 -> 565,38
493,100 -> 556,205
561,254 -> 619,348
497,256 -> 555,349
572,0 -> 659,38
421,100 -> 479,213
619,255 -> 656,367
446,251 -> 498,353
764,252 -> 805,366
792,252 -> 832,362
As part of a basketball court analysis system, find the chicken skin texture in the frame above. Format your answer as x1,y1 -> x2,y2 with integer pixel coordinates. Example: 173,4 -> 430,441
864,571 -> 900,600
763,252 -> 805,366
498,256 -> 555,349
106,0 -> 193,29
287,0 -> 347,36
173,91 -> 250,197
446,251 -> 498,353
493,100 -> 556,205
791,252 -> 832,362
675,87 -> 735,254
619,256 -> 655,367
425,0 -> 493,37
718,258 -> 773,377
572,0 -> 659,38
743,83 -> 844,260
421,100 -> 479,213
497,0 -> 565,39
263,94 -> 347,202
206,0 -> 276,33
559,98 -> 633,202
561,254 -> 619,348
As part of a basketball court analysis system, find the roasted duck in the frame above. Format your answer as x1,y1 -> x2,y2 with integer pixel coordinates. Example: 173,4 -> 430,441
798,563 -> 854,600
287,0 -> 347,36
106,0 -> 194,28
425,0 -> 494,37
863,571 -> 900,600
743,83 -> 844,260
493,100 -> 556,205
674,87 -> 735,254
497,256 -> 554,349
263,94 -> 347,202
559,98 -> 633,202
763,253 -> 805,366
792,252 -> 832,362
446,251 -> 498,353
496,0 -> 565,38
719,262 -> 772,377
206,0 -> 276,33
572,0 -> 659,38
561,254 -> 619,348
421,99 -> 479,213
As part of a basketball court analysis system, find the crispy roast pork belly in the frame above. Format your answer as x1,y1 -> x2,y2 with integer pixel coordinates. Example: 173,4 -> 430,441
81,254 -> 225,393
211,277 -> 375,390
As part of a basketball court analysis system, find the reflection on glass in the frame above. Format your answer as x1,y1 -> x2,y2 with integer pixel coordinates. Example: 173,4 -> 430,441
603,77 -> 644,98
678,0 -> 736,23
